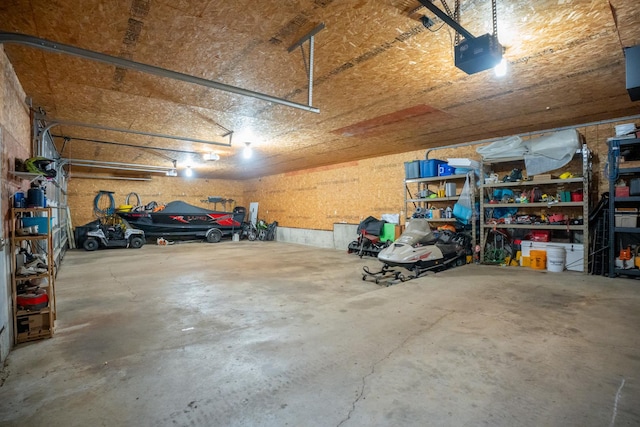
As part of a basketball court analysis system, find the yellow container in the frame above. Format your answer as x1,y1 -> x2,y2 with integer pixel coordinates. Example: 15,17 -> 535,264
521,256 -> 530,267
530,250 -> 547,270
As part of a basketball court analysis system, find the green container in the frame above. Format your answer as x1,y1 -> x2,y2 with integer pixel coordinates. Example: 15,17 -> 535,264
380,223 -> 396,243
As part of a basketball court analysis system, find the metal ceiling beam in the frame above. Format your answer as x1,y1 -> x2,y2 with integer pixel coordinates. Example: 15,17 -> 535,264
60,158 -> 175,174
288,23 -> 325,109
0,32 -> 320,113
39,116 -> 232,148
52,135 -> 203,156
70,174 -> 152,181
417,0 -> 475,40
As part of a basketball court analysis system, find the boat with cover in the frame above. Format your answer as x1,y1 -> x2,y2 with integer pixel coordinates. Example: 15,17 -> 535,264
117,200 -> 246,242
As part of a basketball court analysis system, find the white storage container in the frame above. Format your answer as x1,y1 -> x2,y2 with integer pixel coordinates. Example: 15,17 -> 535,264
520,240 -> 584,272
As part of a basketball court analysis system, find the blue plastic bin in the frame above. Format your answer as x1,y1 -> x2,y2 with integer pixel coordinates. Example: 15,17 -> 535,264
420,159 -> 445,177
438,164 -> 455,176
404,161 -> 420,179
21,217 -> 53,233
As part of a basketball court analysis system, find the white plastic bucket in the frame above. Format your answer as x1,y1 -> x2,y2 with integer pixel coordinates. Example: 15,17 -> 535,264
546,245 -> 566,273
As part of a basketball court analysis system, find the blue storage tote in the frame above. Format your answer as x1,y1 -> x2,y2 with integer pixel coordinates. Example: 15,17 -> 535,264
420,159 -> 445,177
438,164 -> 455,176
404,161 -> 420,179
21,216 -> 53,233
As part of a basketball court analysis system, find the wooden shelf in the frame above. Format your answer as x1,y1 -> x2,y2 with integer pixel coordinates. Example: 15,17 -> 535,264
10,207 -> 55,344
15,272 -> 51,280
14,234 -> 50,241
16,308 -> 51,317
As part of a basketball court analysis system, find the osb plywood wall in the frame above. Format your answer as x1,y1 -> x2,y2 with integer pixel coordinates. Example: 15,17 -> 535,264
243,120 -> 635,231
67,176 -> 245,228
1,46 -> 31,233
60,115 -> 634,230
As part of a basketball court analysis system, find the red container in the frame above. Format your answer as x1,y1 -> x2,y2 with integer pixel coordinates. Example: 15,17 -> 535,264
529,230 -> 550,242
615,186 -> 630,198
571,190 -> 583,202
17,293 -> 49,310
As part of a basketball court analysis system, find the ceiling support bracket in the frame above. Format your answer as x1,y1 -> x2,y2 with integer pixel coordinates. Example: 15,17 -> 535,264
417,1 -> 474,40
288,23 -> 325,108
0,32 -> 320,113
35,114 -> 233,150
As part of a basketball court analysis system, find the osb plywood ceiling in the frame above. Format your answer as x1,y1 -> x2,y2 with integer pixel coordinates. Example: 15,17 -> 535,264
1,0 -> 639,180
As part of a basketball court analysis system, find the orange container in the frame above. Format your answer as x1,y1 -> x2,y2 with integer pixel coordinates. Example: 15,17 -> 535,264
530,250 -> 547,270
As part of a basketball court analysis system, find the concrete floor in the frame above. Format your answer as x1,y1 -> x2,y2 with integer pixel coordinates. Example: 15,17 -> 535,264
0,241 -> 639,426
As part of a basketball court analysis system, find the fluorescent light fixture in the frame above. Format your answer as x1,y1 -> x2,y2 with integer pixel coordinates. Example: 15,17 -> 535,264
184,166 -> 193,177
203,152 -> 220,161
494,58 -> 507,77
166,169 -> 177,177
243,142 -> 252,159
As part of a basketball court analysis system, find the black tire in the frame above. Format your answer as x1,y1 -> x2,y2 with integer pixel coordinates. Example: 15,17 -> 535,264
206,228 -> 222,243
83,237 -> 99,251
130,236 -> 144,249
248,230 -> 257,241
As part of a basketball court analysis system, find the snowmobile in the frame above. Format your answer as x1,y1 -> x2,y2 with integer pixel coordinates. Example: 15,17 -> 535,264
362,218 -> 470,284
347,228 -> 390,258
347,216 -> 390,258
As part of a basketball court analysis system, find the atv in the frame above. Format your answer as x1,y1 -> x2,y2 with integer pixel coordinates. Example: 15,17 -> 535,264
81,217 -> 145,251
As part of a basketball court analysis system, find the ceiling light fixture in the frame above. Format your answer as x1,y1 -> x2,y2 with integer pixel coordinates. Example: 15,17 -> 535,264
494,58 -> 507,77
243,142 -> 252,159
203,152 -> 220,161
185,166 -> 193,177
417,0 -> 503,75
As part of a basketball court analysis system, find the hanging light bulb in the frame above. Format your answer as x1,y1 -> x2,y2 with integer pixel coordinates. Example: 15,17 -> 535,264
184,165 -> 193,177
243,142 -> 252,159
494,58 -> 507,77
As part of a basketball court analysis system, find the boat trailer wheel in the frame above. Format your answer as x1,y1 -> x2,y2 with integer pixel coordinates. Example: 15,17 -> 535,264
206,228 -> 222,243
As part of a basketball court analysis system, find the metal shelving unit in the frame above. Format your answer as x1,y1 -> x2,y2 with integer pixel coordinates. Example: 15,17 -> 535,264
479,145 -> 590,272
404,172 -> 476,243
608,137 -> 640,278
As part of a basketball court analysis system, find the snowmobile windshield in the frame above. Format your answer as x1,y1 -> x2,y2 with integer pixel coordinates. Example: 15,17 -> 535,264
396,219 -> 436,247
